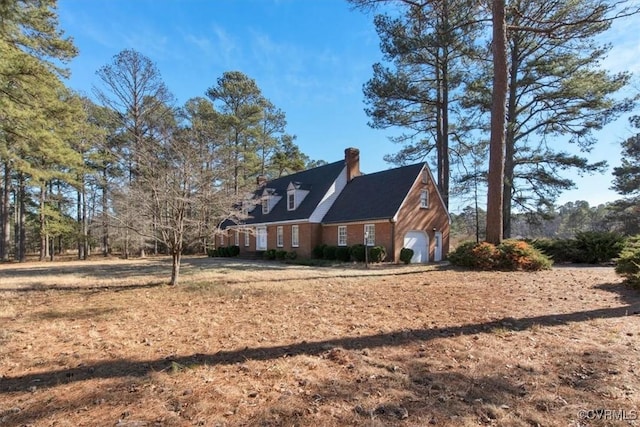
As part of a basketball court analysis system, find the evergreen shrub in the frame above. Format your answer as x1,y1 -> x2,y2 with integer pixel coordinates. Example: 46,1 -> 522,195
400,248 -> 414,264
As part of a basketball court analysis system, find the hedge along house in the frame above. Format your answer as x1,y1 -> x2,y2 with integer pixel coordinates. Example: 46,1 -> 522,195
223,148 -> 450,263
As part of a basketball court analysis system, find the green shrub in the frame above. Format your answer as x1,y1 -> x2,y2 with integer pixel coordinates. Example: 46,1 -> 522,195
573,231 -> 625,264
263,249 -> 277,260
313,244 -> 327,259
322,245 -> 338,260
369,245 -> 387,263
217,246 -> 228,257
336,246 -> 351,262
276,250 -> 287,260
400,247 -> 414,264
497,240 -> 552,271
530,238 -> 579,263
350,244 -> 366,262
229,245 -> 240,257
286,251 -> 298,260
207,249 -> 217,257
615,235 -> 640,287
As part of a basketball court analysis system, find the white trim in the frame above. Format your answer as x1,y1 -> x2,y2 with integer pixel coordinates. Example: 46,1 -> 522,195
337,225 -> 347,246
322,219 -> 390,227
276,226 -> 284,247
244,230 -> 250,247
420,189 -> 429,209
364,224 -> 375,246
256,226 -> 267,251
228,218 -> 310,228
291,225 -> 299,247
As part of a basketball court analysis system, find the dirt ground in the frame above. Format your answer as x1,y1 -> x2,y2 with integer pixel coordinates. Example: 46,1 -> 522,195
0,257 -> 638,426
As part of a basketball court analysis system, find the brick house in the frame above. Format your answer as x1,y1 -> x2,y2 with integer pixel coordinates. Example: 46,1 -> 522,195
222,148 -> 450,263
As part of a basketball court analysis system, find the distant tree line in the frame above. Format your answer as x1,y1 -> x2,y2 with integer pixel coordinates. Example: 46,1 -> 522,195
451,198 -> 639,245
0,1 -> 320,284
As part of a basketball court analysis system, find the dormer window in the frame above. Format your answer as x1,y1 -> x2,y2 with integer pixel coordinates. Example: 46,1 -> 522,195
261,188 -> 279,215
286,181 -> 309,211
288,192 -> 295,211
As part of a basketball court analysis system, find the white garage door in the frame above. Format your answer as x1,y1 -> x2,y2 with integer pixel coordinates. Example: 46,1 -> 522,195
403,231 -> 429,263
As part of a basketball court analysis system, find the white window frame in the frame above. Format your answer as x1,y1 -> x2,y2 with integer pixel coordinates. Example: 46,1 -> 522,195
244,230 -> 250,247
262,197 -> 269,214
256,226 -> 267,251
420,189 -> 429,208
364,224 -> 375,246
291,225 -> 299,247
338,226 -> 347,246
219,233 -> 225,246
276,226 -> 284,247
234,230 -> 240,246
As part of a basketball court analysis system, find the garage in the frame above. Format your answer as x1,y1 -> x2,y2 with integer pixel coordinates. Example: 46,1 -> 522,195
403,231 -> 429,263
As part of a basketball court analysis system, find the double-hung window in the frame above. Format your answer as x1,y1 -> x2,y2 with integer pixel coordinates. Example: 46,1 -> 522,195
288,193 -> 295,211
420,189 -> 429,208
364,224 -> 375,246
338,226 -> 347,246
291,225 -> 299,247
276,226 -> 284,247
244,230 -> 250,247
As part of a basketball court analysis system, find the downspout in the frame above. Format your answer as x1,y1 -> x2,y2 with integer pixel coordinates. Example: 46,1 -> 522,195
390,218 -> 396,263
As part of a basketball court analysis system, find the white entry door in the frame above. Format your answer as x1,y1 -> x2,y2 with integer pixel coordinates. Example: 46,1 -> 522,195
403,231 -> 429,263
256,226 -> 267,251
434,231 -> 443,262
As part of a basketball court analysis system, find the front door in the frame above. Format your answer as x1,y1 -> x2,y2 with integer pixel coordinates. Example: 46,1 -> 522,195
256,226 -> 267,251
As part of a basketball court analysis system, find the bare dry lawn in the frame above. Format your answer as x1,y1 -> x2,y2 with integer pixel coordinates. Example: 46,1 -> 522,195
0,257 -> 638,426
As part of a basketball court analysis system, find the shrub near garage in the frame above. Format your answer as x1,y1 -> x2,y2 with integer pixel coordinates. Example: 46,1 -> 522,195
400,248 -> 414,264
449,240 -> 551,271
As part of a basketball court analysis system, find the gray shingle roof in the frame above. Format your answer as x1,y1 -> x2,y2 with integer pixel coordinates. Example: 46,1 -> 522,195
322,163 -> 424,224
242,160 -> 345,224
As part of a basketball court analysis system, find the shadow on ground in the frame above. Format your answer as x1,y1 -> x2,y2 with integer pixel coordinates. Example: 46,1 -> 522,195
2,292 -> 637,394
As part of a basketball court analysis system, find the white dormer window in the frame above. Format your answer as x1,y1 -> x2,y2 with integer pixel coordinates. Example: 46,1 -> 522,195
286,182 -> 309,211
261,188 -> 280,215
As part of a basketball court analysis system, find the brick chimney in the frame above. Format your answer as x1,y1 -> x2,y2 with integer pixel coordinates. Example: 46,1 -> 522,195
345,147 -> 360,182
256,175 -> 267,187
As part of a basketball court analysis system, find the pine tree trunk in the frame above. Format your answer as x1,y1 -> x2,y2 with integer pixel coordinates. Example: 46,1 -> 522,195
77,189 -> 84,259
18,174 -> 26,262
486,0 -> 507,245
39,184 -> 47,261
82,184 -> 88,260
1,162 -> 10,261
102,171 -> 109,256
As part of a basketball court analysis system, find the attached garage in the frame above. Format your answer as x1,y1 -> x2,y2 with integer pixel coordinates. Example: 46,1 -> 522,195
403,231 -> 429,263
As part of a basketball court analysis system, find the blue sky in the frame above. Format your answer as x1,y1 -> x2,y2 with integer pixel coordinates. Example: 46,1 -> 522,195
56,0 -> 639,212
